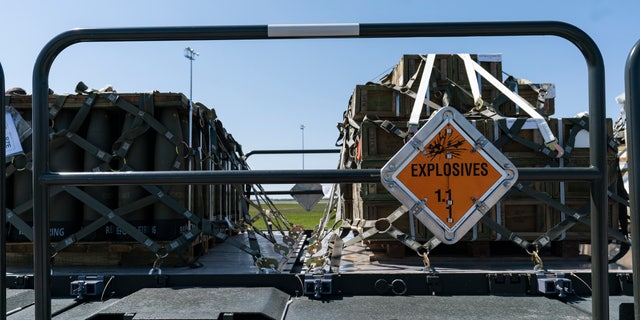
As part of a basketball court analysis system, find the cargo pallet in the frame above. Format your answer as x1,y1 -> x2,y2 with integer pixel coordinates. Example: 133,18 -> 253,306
4,91 -> 296,271
337,54 -> 625,259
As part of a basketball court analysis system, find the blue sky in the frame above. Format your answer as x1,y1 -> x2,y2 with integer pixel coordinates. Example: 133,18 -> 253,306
1,0 -> 639,179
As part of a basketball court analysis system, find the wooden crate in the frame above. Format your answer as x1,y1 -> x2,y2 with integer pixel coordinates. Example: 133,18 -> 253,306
348,84 -> 429,121
386,54 -> 502,113
387,54 -> 502,91
355,159 -> 397,201
5,237 -> 211,267
358,121 -> 407,159
544,118 -> 618,200
558,118 -> 616,167
349,85 -> 396,121
496,83 -> 555,117
547,200 -> 621,241
7,92 -> 190,111
501,200 -> 551,241
341,199 -> 354,221
482,118 -> 558,158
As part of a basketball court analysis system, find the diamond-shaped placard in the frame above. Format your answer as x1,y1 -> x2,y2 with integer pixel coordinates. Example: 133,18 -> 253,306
291,183 -> 324,211
381,107 -> 518,244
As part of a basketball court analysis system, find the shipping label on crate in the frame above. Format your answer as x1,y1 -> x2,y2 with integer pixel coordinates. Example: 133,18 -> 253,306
380,107 -> 518,244
5,112 -> 23,161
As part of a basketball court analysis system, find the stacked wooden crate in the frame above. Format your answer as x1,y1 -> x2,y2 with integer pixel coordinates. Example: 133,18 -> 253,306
343,54 -> 504,244
340,53 -> 622,256
4,92 -> 247,266
474,117 -> 619,243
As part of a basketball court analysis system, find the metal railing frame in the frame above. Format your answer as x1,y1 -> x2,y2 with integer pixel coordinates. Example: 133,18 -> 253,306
243,148 -> 340,159
624,39 -> 640,320
0,62 -> 6,320
30,21 -> 608,319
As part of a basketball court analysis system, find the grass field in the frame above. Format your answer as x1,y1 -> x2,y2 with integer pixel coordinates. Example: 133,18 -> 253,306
248,201 -> 331,230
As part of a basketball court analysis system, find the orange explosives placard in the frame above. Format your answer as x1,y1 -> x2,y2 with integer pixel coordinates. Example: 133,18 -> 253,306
396,124 -> 502,229
381,107 -> 517,244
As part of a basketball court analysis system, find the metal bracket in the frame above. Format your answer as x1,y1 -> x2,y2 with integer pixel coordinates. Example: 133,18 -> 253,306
304,273 -> 333,298
534,272 -> 572,298
69,275 -> 105,300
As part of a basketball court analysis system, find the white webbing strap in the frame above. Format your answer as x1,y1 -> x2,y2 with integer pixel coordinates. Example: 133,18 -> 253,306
408,54 -> 436,130
459,54 -> 482,107
457,54 -> 563,157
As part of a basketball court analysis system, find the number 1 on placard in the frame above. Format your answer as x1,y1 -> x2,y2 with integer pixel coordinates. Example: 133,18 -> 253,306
435,188 -> 453,223
434,188 -> 451,203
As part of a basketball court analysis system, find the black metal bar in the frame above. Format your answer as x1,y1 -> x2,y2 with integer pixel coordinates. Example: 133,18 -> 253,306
37,167 -> 598,186
246,190 -> 325,196
28,271 -> 630,299
244,148 -> 340,159
0,62 -> 6,320
39,169 -> 381,185
624,39 -> 640,319
32,21 -> 608,319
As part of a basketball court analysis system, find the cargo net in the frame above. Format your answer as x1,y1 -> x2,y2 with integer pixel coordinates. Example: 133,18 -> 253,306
4,83 -> 303,273
306,54 -> 630,274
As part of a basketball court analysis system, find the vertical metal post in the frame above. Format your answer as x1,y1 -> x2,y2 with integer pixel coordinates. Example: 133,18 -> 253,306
588,53 -> 609,320
0,62 -> 7,320
184,47 -> 198,214
300,124 -> 305,169
624,39 -> 640,320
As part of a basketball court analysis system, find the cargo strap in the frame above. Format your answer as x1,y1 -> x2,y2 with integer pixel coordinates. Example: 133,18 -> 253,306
375,81 -> 444,113
106,92 -> 184,171
493,118 -> 561,159
489,77 -> 556,117
341,206 -> 407,247
49,93 -> 97,149
47,90 -> 270,265
408,54 -> 436,132
485,181 -> 632,251
6,93 -> 102,244
337,205 -> 440,272
211,125 -> 297,263
457,54 -> 563,157
5,179 -> 62,241
3,185 -> 60,243
5,208 -> 34,241
340,206 -> 437,253
59,183 -> 265,263
245,185 -> 290,244
561,116 -> 619,160
316,184 -> 338,234
374,55 -> 448,132
363,115 -> 409,140
335,113 -> 361,165
489,76 -> 518,111
48,95 -> 68,121
60,185 -> 163,253
479,214 -> 531,250
106,93 -> 182,146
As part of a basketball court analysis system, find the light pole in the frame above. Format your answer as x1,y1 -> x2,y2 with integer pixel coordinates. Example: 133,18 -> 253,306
300,124 -> 305,169
184,47 -> 198,150
184,47 -> 198,211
